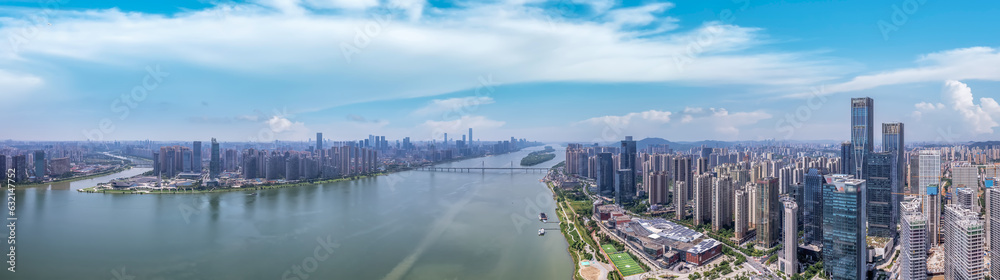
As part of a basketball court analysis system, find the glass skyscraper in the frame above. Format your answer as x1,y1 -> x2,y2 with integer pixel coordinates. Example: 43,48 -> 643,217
757,177 -> 780,247
823,175 -> 867,280
866,152 -> 894,237
851,97 -> 873,178
619,136 -> 637,202
882,122 -> 904,236
597,152 -> 614,196
840,141 -> 854,176
803,168 -> 824,245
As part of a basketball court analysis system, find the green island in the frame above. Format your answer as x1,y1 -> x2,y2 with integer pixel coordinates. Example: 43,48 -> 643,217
6,165 -> 132,189
79,172 -> 390,194
521,146 -> 556,166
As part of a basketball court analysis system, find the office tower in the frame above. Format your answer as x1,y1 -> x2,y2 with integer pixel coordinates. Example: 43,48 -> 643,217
782,199 -> 798,276
33,150 -> 44,179
840,141 -> 854,176
803,169 -> 824,245
822,176 -> 867,280
468,128 -> 473,146
191,141 -> 204,173
594,152 -> 614,197
182,149 -> 192,172
735,188 -> 749,241
210,138 -> 221,178
851,97 -> 874,178
900,196 -> 928,280
866,151 -> 894,237
712,175 -> 734,231
693,173 -> 712,226
756,177 -> 780,247
649,172 -> 670,205
990,188 -> 1000,280
614,169 -> 633,205
944,204 -> 985,280
675,181 -> 687,220
919,150 -> 942,247
619,136 -> 637,200
316,133 -> 323,152
674,156 -> 692,200
285,154 -> 300,180
883,122 -> 905,225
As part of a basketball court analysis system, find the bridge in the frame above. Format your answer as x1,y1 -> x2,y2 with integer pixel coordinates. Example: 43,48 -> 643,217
415,166 -> 549,173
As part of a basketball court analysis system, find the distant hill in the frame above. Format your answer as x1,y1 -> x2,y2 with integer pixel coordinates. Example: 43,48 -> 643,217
636,138 -> 732,152
970,141 -> 1000,148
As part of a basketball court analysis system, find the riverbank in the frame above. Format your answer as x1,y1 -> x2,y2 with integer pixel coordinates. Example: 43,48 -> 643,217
3,165 -> 132,189
78,171 -> 391,194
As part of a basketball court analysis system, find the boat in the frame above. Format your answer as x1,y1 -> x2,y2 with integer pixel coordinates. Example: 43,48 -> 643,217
539,212 -> 548,222
538,228 -> 545,236
248,192 -> 257,196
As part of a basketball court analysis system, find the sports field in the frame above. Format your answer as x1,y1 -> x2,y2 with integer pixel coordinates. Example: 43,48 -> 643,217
601,244 -> 618,253
608,253 -> 644,276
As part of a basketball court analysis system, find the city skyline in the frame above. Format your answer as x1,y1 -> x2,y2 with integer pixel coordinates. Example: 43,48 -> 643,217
2,1 -> 1000,142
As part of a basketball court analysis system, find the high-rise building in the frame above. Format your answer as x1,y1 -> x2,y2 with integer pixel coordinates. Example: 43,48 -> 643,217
468,128 -> 473,147
919,150 -> 942,247
866,151 -> 894,237
619,136 -> 637,201
840,141 -> 854,177
712,175 -> 733,231
649,172 -> 670,205
822,175 -> 867,280
33,150 -> 45,180
851,97 -> 874,178
900,196 -> 928,280
193,141 -> 202,172
614,169 -> 634,205
675,181 -> 687,220
944,204 -> 985,280
781,199 -> 798,276
597,153 -> 615,197
12,155 -> 27,182
0,155 -> 6,183
316,133 -> 323,152
674,156 -> 692,200
883,122 -> 905,226
803,168 -> 824,245
693,173 -> 712,226
954,163 -> 980,192
210,138 -> 221,178
756,177 -> 780,247
735,188 -> 749,241
990,188 -> 1000,280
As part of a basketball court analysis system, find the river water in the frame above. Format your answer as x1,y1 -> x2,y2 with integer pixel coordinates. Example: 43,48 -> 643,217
4,145 -> 572,280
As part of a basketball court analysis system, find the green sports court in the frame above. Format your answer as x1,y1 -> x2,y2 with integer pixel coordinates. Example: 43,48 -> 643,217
608,253 -> 644,276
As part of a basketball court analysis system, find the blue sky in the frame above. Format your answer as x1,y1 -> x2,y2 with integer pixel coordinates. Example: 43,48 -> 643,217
1,0 -> 999,143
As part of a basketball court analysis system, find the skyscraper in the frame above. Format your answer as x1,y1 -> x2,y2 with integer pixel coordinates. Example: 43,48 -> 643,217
839,141 -> 854,176
468,128 -> 473,147
781,199 -> 798,276
919,150 -> 942,247
851,97 -> 874,178
944,204 -> 985,280
316,133 -> 323,152
193,141 -> 202,172
866,151 -> 894,237
956,187 -> 975,209
597,153 -> 615,197
619,136 -> 637,202
757,177 -> 780,247
900,196 -> 928,280
33,150 -> 45,180
883,122 -> 905,225
735,187 -> 749,241
0,155 -> 6,183
803,168 -> 824,245
822,176 -> 867,280
210,138 -> 221,178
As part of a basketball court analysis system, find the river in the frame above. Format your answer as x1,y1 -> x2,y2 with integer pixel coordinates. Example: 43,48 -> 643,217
3,145 -> 573,280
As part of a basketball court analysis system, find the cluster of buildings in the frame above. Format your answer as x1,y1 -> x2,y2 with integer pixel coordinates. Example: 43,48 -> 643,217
561,97 -> 1000,280
594,203 -> 723,267
0,143 -> 118,183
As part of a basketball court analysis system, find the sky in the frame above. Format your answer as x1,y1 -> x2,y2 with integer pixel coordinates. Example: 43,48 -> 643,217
1,0 -> 999,143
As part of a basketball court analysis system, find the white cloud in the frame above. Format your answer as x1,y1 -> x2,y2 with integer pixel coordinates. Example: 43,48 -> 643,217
820,47 -> 1000,96
581,110 -> 673,126
0,70 -> 43,99
909,80 -> 1000,139
413,96 -> 495,116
